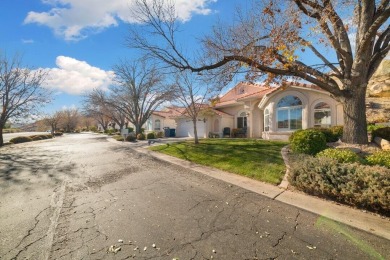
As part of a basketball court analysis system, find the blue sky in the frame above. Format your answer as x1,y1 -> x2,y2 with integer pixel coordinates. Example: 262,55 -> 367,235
1,1 -> 388,116
0,0 -> 241,114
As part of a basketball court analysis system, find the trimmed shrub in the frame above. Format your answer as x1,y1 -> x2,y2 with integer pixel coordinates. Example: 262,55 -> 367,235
9,136 -> 33,144
126,135 -> 136,142
372,127 -> 390,141
317,148 -> 361,163
290,129 -> 327,155
146,132 -> 156,139
289,154 -> 390,214
127,127 -> 134,133
156,131 -> 164,138
104,129 -> 115,135
330,125 -> 343,139
367,124 -> 382,133
366,151 -> 390,168
136,133 -> 145,140
90,126 -> 97,132
54,132 -> 63,136
113,135 -> 124,141
310,128 -> 339,142
288,129 -> 304,142
31,135 -> 43,141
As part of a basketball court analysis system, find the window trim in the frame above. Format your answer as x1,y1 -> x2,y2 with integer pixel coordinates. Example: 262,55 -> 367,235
237,111 -> 248,128
154,119 -> 161,131
313,101 -> 331,128
264,108 -> 270,131
276,95 -> 303,131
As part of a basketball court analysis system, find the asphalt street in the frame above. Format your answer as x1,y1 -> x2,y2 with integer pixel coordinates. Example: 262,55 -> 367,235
0,133 -> 389,259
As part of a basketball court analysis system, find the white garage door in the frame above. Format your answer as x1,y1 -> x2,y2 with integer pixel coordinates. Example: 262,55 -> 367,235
176,119 -> 206,138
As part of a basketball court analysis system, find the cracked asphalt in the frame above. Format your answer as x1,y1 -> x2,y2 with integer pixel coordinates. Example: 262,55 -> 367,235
0,133 -> 389,260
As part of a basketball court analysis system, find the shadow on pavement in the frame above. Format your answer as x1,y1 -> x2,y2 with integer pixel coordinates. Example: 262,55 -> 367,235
0,148 -> 76,186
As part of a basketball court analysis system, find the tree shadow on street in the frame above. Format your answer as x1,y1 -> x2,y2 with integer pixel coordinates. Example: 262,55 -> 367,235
0,148 -> 76,187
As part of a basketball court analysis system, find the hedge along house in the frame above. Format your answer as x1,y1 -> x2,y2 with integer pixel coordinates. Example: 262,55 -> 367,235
210,82 -> 344,140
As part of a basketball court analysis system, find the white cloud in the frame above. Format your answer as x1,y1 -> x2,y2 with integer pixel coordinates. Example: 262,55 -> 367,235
24,0 -> 217,41
22,39 -> 35,44
43,56 -> 114,95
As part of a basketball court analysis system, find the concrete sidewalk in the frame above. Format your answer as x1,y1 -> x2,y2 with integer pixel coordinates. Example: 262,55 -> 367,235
107,137 -> 390,241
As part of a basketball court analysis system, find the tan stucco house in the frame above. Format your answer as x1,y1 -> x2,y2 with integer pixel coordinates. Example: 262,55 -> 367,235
142,81 -> 343,140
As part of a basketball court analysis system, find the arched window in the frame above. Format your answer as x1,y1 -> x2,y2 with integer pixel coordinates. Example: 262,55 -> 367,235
277,95 -> 302,130
264,109 -> 270,131
314,102 -> 331,127
154,119 -> 161,130
237,112 -> 247,128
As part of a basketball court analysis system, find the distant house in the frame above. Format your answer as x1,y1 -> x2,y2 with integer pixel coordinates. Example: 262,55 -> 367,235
145,108 -> 178,132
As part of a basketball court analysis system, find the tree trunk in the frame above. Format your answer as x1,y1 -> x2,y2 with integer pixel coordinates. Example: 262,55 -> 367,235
342,87 -> 368,144
193,119 -> 199,144
0,127 -> 3,147
136,124 -> 142,135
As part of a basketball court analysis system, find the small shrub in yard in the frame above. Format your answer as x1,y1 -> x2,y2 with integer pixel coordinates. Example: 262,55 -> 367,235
288,129 -> 303,142
9,136 -> 33,144
146,132 -> 156,139
137,133 -> 145,140
289,155 -> 390,214
366,151 -> 390,168
310,127 -> 339,142
330,125 -> 343,140
156,131 -> 164,138
126,135 -> 136,142
54,132 -> 63,136
290,129 -> 327,155
113,135 -> 124,141
371,127 -> 390,141
317,148 -> 361,163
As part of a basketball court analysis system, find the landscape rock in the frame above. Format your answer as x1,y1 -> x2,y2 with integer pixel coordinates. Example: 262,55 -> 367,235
374,137 -> 390,150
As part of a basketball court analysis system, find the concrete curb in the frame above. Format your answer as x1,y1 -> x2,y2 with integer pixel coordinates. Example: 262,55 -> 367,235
107,137 -> 390,240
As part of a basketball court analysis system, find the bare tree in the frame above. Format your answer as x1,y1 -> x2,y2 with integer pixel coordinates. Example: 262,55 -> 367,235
110,58 -> 174,135
172,71 -> 219,144
81,116 -> 95,131
0,53 -> 51,146
83,91 -> 112,132
84,89 -> 127,130
43,111 -> 63,136
59,108 -> 80,132
129,0 -> 390,144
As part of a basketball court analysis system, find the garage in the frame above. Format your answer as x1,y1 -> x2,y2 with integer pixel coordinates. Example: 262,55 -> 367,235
176,118 -> 206,138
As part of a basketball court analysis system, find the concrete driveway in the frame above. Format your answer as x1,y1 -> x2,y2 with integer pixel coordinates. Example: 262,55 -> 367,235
0,133 -> 389,259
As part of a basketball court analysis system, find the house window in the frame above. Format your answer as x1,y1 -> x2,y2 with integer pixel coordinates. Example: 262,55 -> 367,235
314,102 -> 331,127
264,109 -> 270,131
277,95 -> 302,130
154,119 -> 161,130
237,112 -> 247,128
146,119 -> 152,131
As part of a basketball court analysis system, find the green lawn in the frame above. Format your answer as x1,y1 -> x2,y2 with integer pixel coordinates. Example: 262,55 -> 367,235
150,139 -> 288,185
